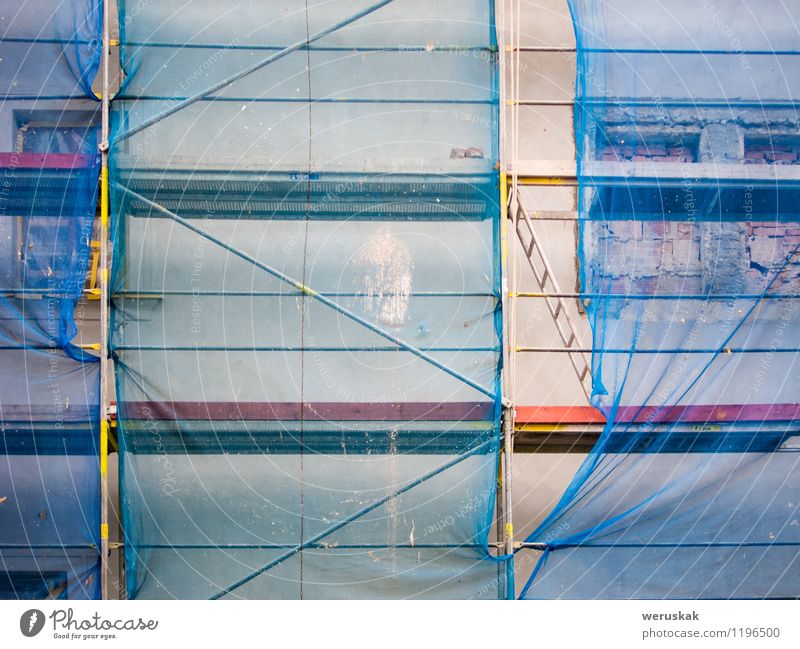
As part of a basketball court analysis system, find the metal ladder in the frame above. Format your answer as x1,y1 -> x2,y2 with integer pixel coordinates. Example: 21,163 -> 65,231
511,186 -> 593,403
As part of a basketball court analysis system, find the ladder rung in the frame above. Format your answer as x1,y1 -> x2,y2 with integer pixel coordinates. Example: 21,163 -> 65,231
554,322 -> 573,345
514,191 -> 593,404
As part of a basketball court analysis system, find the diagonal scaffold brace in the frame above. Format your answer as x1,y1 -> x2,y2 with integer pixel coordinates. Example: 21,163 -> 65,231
114,185 -> 497,401
112,0 -> 399,143
209,438 -> 495,599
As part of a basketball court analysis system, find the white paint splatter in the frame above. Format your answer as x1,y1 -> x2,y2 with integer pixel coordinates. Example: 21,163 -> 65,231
354,230 -> 412,328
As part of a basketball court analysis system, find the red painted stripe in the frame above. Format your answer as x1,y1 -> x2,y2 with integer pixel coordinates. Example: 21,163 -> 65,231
112,402 -> 800,424
515,403 -> 800,424
123,401 -> 494,422
0,152 -> 95,169
516,406 -> 606,424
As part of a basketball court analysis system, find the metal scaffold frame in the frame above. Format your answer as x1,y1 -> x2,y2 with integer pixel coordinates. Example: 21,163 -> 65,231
97,0 -> 514,600
26,0 -> 785,603
85,0 -> 558,601
499,6 -> 800,461
497,0 -> 593,593
498,0 -> 595,461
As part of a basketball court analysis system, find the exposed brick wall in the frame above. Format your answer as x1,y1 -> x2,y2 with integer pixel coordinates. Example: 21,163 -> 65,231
599,143 -> 696,163
592,219 -> 800,296
594,221 -> 702,295
746,222 -> 800,291
589,124 -> 800,298
745,143 -> 800,165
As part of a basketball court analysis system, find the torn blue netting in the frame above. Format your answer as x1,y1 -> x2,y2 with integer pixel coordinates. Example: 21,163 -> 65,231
110,0 -> 506,599
0,0 -> 101,600
521,0 -> 800,599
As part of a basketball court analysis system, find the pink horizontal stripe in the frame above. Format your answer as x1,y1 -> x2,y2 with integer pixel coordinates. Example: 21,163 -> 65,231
516,404 -> 800,425
0,152 -> 95,169
122,401 -> 494,422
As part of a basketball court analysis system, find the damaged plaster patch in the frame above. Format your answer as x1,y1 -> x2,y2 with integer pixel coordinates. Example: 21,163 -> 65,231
354,229 -> 413,327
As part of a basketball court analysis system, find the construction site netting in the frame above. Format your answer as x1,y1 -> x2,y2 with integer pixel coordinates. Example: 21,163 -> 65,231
110,0 -> 506,599
0,0 -> 102,599
519,0 -> 800,599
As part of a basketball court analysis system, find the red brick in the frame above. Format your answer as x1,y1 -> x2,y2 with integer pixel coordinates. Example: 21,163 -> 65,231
608,278 -> 631,293
645,222 -> 669,237
638,145 -> 667,156
631,241 -> 665,260
633,277 -> 659,293
677,223 -> 695,239
609,223 -> 629,238
752,224 -> 786,236
743,269 -> 766,292
668,146 -> 692,158
766,151 -> 797,162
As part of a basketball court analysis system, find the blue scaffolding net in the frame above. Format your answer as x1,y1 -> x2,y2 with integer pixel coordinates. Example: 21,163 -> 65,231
520,0 -> 800,599
0,0 -> 101,599
110,0 -> 507,599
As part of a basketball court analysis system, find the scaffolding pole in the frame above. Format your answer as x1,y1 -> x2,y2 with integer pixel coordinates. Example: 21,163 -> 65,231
106,0 -> 514,601
499,169 -> 515,600
99,0 -> 111,601
497,0 -> 516,600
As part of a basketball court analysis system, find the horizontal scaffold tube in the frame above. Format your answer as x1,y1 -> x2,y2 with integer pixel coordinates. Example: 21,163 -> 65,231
113,346 -> 499,352
515,347 -> 800,354
136,543 -> 488,550
113,290 -> 497,297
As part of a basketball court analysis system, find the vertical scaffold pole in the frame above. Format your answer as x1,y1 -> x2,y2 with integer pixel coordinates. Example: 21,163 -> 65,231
496,0 -> 515,600
506,0 -> 522,600
99,0 -> 111,601
494,0 -> 507,594
500,170 -> 515,600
